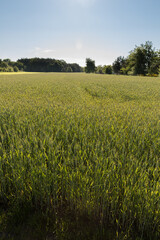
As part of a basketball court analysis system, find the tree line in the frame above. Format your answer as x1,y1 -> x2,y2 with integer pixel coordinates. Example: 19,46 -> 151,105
85,41 -> 160,76
0,58 -> 82,72
1,41 -> 160,76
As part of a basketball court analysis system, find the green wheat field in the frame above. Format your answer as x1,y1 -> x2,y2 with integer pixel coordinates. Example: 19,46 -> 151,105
0,73 -> 160,239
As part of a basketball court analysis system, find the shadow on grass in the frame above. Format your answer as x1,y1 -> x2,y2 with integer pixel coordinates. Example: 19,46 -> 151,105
0,203 -> 115,240
0,203 -> 157,240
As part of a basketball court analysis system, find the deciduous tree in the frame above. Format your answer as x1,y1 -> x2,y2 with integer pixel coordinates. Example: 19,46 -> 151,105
85,58 -> 96,73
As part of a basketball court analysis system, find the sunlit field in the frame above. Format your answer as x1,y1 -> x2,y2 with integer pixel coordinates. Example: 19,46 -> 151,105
0,73 -> 160,239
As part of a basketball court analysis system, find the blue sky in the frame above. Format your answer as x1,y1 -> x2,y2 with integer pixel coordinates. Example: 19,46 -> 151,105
1,0 -> 160,66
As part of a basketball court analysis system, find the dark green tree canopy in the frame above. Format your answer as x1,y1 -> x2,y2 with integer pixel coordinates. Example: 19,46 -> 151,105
17,58 -> 82,72
112,56 -> 126,74
0,58 -> 83,73
104,65 -> 112,74
127,41 -> 159,75
111,41 -> 160,76
85,58 -> 96,73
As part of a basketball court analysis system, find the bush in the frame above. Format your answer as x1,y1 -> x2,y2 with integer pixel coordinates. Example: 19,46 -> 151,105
0,67 -> 5,72
7,66 -> 14,72
147,73 -> 158,77
96,65 -> 103,74
14,66 -> 19,72
104,65 -> 112,74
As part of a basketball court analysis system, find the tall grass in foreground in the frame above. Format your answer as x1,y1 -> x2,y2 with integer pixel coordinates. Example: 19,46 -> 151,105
0,73 -> 160,239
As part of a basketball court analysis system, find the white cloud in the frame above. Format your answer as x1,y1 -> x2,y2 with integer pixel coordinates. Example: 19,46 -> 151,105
30,47 -> 56,56
35,47 -> 41,51
42,49 -> 55,53
63,57 -> 85,66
